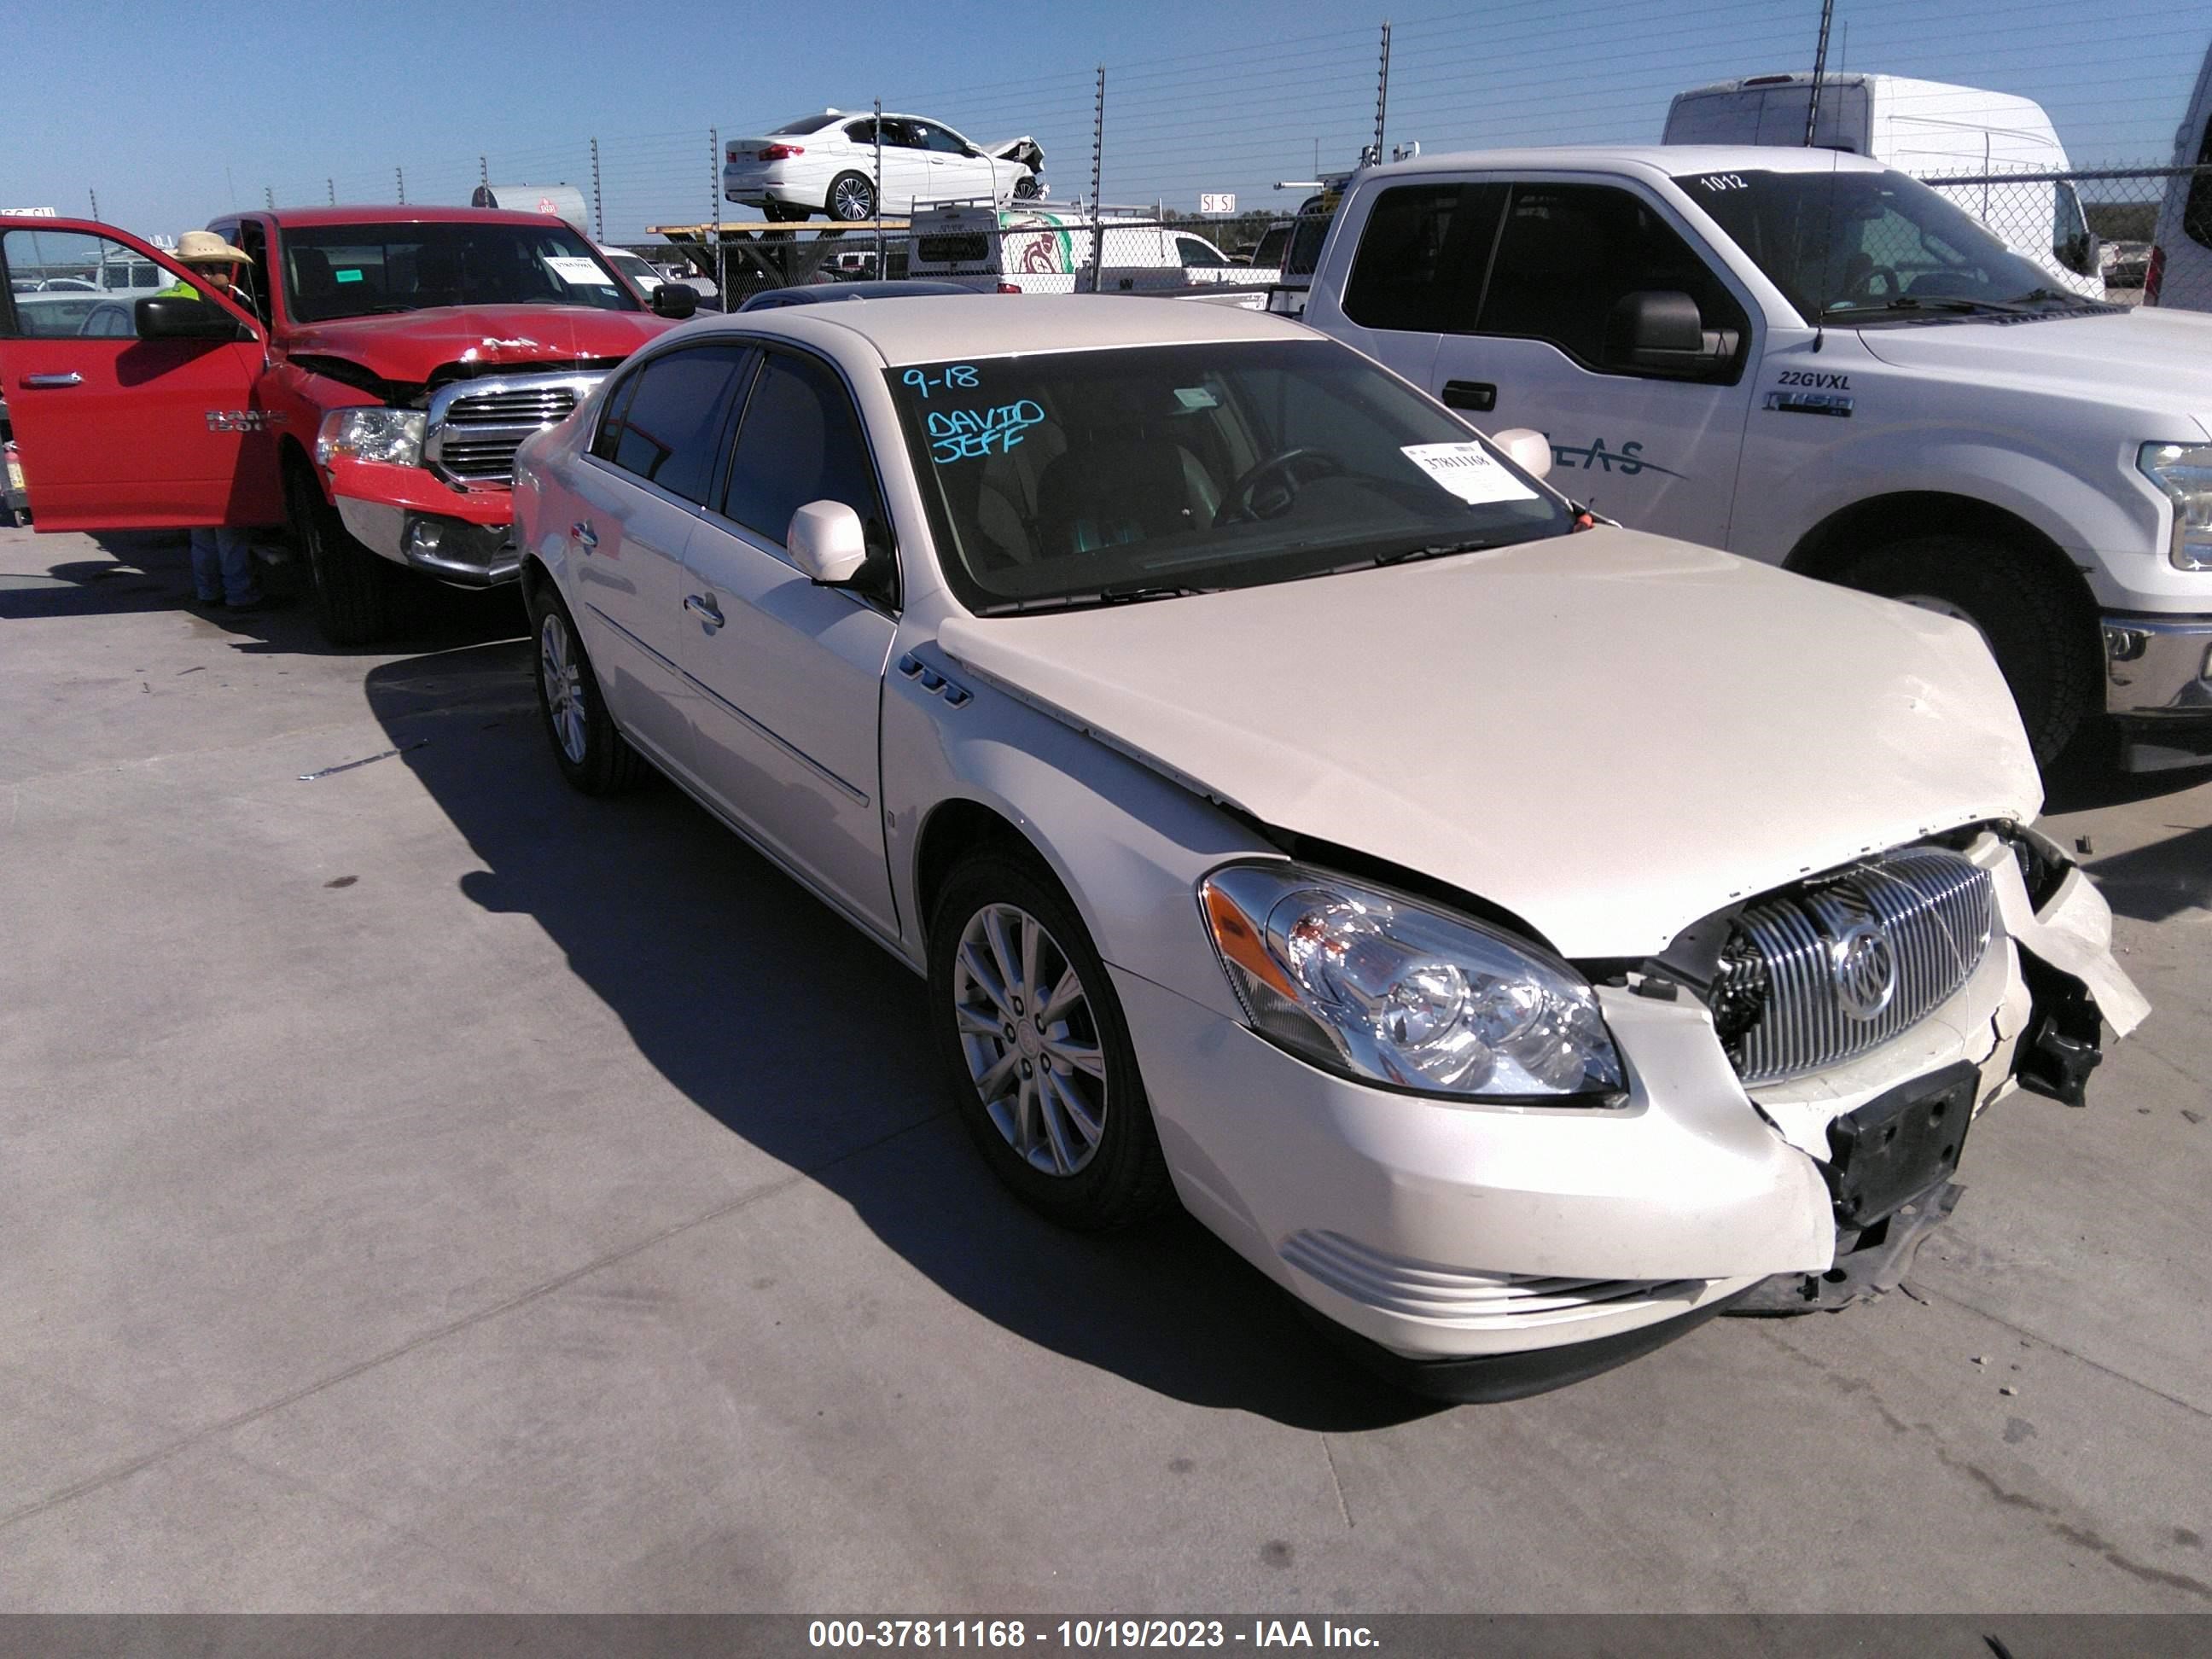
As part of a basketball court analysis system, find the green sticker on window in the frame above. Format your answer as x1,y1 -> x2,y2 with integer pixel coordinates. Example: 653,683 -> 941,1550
1173,387 -> 1219,410
335,269 -> 364,283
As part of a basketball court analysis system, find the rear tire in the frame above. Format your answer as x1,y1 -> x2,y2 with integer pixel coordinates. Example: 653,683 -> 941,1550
825,172 -> 876,222
1013,174 -> 1043,201
287,463 -> 392,646
525,582 -> 649,796
1832,534 -> 2097,768
928,849 -> 1173,1232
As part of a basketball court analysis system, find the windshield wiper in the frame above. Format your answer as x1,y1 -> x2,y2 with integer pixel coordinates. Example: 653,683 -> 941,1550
2006,286 -> 2097,308
1823,295 -> 2023,319
1301,538 -> 1501,580
974,582 -> 1217,616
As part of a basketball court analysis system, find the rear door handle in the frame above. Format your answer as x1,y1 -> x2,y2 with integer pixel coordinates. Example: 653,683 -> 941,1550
571,521 -> 597,550
684,593 -> 724,629
1441,380 -> 1496,413
22,372 -> 83,389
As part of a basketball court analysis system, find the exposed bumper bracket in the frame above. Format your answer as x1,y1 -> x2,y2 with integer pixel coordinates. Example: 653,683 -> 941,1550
1732,1181 -> 1963,1315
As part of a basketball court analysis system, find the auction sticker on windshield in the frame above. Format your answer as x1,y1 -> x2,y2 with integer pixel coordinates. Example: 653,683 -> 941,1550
1400,442 -> 1540,505
544,256 -> 609,286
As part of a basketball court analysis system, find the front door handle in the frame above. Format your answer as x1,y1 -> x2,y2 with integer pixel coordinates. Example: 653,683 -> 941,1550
571,521 -> 597,550
1441,380 -> 1497,413
22,372 -> 84,389
684,593 -> 724,629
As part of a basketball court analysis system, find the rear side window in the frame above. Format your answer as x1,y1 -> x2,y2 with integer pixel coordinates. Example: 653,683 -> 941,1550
2187,114 -> 2212,252
720,351 -> 888,554
594,344 -> 754,505
1342,182 -> 1507,332
1476,183 -> 1744,372
1176,236 -> 1227,268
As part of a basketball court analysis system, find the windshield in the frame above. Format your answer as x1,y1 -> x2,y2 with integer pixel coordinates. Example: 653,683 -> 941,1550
281,221 -> 641,323
603,250 -> 660,289
1675,167 -> 2067,322
891,339 -> 1570,615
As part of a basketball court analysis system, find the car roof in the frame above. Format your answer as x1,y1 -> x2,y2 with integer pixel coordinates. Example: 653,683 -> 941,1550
740,279 -> 979,309
687,293 -> 1308,366
256,205 -> 579,230
1365,144 -> 1892,180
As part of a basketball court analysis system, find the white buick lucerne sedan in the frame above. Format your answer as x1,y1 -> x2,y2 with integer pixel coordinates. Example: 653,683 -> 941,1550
509,296 -> 2145,1400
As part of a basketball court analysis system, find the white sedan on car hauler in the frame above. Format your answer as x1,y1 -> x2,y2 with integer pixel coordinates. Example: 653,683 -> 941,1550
509,296 -> 2145,1400
723,111 -> 1044,222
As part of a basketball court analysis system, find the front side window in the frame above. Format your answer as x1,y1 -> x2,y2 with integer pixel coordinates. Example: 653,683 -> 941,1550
3,229 -> 190,338
280,220 -> 640,323
913,122 -> 971,156
890,338 -> 1569,615
1341,181 -> 1507,333
595,344 -> 754,505
721,352 -> 889,556
1679,167 -> 2065,320
1477,183 -> 1745,370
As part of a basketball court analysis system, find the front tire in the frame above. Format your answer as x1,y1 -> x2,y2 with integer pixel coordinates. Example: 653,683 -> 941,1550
1833,534 -> 2098,768
928,851 -> 1173,1231
526,583 -> 649,795
287,463 -> 392,646
825,172 -> 876,222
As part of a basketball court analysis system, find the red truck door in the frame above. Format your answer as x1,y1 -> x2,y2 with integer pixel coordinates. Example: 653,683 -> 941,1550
0,218 -> 282,532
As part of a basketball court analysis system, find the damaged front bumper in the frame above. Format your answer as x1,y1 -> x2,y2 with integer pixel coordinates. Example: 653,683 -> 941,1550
1119,829 -> 2144,1400
335,497 -> 521,586
1737,828 -> 2147,1315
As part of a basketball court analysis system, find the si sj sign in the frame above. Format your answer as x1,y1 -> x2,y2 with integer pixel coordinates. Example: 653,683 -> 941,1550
1198,193 -> 1236,215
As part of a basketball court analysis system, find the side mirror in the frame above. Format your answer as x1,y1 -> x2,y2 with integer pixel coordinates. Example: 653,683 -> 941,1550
1490,427 -> 1553,480
2058,230 -> 2102,279
1604,289 -> 1734,378
788,499 -> 870,585
135,295 -> 247,341
651,283 -> 698,319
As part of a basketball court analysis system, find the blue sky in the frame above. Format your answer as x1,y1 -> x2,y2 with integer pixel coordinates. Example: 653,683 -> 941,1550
5,0 -> 2208,242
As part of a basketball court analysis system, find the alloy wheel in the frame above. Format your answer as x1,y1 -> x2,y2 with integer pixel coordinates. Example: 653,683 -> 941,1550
539,609 -> 588,765
952,903 -> 1109,1176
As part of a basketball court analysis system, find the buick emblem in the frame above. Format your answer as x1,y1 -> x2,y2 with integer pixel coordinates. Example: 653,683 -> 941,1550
1831,920 -> 1898,1021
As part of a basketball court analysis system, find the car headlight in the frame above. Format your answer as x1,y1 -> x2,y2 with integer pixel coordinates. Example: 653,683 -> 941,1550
1198,863 -> 1627,1102
317,407 -> 427,469
2138,441 -> 2212,571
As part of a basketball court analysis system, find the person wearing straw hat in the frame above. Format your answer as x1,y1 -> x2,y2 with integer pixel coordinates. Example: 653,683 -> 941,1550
159,231 -> 265,609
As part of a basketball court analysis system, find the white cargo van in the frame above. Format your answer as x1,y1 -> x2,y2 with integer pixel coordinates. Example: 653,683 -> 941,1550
1295,145 -> 2212,769
1665,74 -> 2104,298
905,204 -> 1257,293
2149,43 -> 2212,311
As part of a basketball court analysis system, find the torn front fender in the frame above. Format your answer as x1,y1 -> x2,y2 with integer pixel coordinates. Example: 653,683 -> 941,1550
1999,830 -> 2151,1039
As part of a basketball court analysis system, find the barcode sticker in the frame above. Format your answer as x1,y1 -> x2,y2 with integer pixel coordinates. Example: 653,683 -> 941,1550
1400,442 -> 1540,505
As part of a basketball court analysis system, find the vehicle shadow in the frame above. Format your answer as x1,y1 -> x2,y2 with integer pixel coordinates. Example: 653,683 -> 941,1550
2041,721 -> 2212,813
0,529 -> 525,652
364,638 -> 1435,1432
2085,821 -> 2212,923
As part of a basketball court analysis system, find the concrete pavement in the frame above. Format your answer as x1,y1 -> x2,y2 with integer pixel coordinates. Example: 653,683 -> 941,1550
2,526 -> 2207,1610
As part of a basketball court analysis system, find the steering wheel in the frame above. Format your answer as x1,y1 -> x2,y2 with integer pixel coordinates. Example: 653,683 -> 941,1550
1214,447 -> 1348,526
1839,261 -> 1902,304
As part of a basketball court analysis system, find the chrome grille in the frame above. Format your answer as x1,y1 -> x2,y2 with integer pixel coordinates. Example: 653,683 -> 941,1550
1717,847 -> 1994,1085
423,371 -> 602,485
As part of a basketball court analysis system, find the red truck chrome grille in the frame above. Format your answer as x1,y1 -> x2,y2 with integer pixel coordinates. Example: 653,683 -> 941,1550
424,372 -> 604,486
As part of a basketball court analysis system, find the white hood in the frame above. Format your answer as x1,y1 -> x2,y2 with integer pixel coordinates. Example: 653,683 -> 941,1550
1854,309 -> 2212,430
938,529 -> 2041,959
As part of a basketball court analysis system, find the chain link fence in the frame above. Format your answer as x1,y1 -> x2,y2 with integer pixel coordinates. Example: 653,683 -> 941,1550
643,209 -> 1293,309
1912,163 -> 2208,310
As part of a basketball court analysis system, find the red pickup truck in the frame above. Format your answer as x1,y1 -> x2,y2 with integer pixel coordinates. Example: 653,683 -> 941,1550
0,206 -> 691,642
